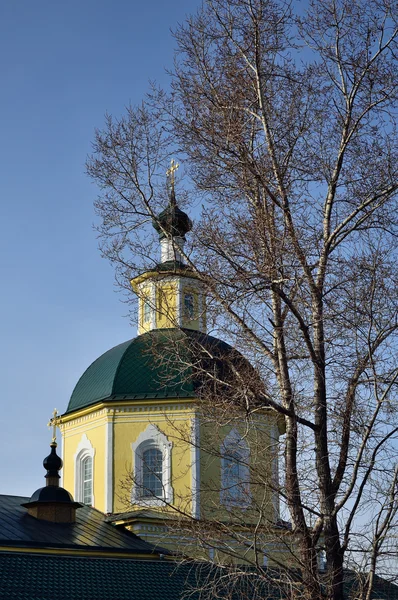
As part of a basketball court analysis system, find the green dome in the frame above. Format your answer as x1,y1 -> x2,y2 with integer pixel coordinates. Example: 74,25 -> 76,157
65,329 -> 239,415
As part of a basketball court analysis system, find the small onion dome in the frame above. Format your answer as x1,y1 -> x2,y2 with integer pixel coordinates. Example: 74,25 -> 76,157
43,442 -> 63,479
27,485 -> 74,505
22,441 -> 81,522
153,193 -> 192,240
21,484 -> 81,522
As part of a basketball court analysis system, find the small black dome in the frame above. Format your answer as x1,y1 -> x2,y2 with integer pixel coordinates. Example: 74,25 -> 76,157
28,485 -> 74,504
43,443 -> 63,478
153,195 -> 192,240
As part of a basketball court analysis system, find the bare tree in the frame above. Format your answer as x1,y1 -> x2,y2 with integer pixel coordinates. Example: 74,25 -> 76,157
87,0 -> 398,598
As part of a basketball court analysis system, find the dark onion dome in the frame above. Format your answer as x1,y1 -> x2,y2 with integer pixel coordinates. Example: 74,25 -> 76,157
26,486 -> 75,505
65,328 -> 258,415
43,443 -> 63,478
152,194 -> 192,240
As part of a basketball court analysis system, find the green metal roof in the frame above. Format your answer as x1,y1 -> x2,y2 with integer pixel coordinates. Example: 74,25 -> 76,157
66,328 -> 237,415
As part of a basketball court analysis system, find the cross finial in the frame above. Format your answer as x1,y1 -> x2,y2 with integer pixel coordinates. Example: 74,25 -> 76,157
47,408 -> 59,444
166,159 -> 179,190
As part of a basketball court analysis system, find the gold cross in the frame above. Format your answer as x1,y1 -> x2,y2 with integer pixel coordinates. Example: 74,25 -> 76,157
47,408 -> 59,443
166,159 -> 179,188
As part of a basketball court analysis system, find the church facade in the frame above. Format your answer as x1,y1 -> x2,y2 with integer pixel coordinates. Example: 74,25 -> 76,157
58,171 -> 287,564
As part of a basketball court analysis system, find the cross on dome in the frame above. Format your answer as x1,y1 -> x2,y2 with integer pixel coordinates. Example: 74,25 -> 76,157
47,408 -> 59,444
166,159 -> 179,191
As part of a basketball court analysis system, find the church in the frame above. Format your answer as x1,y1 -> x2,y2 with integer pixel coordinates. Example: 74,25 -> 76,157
57,163 -> 287,565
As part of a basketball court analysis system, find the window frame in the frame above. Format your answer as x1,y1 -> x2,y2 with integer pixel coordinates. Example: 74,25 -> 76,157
220,429 -> 251,509
131,424 -> 173,506
143,298 -> 151,323
81,455 -> 93,505
74,433 -> 95,506
184,292 -> 195,319
142,447 -> 163,498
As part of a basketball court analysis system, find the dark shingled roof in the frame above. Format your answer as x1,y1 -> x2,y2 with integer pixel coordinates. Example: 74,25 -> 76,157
0,552 -> 397,600
0,554 -> 198,600
66,328 -> 240,414
0,495 -> 164,555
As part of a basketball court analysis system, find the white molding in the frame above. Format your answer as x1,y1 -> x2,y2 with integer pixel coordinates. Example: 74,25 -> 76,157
60,437 -> 64,488
195,281 -> 205,333
74,433 -> 95,505
150,282 -> 156,331
270,424 -> 280,520
131,424 -> 173,507
191,415 -> 200,519
176,277 -> 182,327
220,428 -> 251,509
105,418 -> 113,514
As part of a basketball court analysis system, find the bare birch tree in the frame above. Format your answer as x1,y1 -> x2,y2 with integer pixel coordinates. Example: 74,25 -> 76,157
87,0 -> 398,598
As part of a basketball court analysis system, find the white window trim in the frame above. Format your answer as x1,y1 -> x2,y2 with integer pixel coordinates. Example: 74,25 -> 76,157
270,424 -> 280,520
138,282 -> 156,332
131,424 -> 173,507
74,433 -> 95,505
191,415 -> 200,519
220,428 -> 251,509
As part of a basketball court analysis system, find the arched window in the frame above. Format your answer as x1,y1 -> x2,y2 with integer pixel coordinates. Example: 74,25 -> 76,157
82,456 -> 93,505
74,434 -> 95,506
142,448 -> 163,498
131,424 -> 173,506
143,299 -> 151,323
184,293 -> 194,319
223,450 -> 243,501
221,429 -> 250,508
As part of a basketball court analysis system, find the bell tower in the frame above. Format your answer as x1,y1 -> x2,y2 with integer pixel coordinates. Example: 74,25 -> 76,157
131,160 -> 206,334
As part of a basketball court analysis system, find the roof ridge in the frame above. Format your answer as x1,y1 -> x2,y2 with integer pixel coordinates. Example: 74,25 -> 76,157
110,338 -> 137,399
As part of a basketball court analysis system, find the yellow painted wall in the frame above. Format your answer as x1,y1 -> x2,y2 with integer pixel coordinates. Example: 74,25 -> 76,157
155,282 -> 177,329
198,416 -> 278,525
60,409 -> 108,513
132,270 -> 206,334
60,402 -> 195,517
112,404 -> 194,515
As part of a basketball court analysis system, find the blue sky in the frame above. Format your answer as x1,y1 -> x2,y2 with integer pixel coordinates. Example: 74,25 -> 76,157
0,0 -> 201,496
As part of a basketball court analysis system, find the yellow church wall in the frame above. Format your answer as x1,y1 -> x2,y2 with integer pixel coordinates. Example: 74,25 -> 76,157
198,416 -> 278,526
60,408 -> 108,513
111,402 -> 195,515
59,399 -> 289,565
181,531 -> 296,567
155,281 -> 177,329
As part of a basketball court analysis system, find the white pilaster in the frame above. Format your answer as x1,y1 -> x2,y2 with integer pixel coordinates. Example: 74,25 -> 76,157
105,414 -> 114,514
176,278 -> 182,327
191,415 -> 200,519
150,282 -> 156,331
60,434 -> 64,488
271,424 -> 280,520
